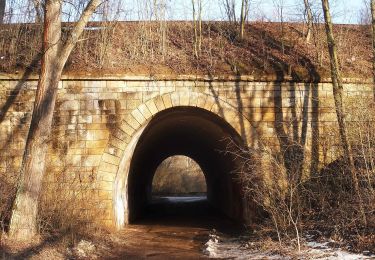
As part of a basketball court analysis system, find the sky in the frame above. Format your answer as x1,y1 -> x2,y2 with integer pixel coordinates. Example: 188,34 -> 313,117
4,0 -> 367,24
165,0 -> 365,24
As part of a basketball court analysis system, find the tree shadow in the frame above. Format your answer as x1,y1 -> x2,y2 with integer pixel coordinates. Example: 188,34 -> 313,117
234,25 -> 321,180
0,234 -> 64,259
0,53 -> 41,124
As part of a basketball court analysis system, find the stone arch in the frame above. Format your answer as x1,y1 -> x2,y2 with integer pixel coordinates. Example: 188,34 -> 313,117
96,91 -> 254,228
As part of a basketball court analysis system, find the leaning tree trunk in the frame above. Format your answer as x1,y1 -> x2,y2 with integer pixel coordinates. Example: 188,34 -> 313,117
371,0 -> 375,100
8,0 -> 62,240
9,0 -> 101,240
0,0 -> 5,24
321,0 -> 367,225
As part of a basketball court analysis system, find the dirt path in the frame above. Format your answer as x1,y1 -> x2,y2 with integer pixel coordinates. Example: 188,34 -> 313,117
94,197 -> 243,259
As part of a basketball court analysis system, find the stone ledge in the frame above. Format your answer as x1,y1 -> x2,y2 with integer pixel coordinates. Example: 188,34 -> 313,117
0,73 -> 372,84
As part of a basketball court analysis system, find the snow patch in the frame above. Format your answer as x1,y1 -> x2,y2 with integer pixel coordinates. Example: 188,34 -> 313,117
305,240 -> 373,260
203,230 -> 287,259
163,196 -> 207,203
203,230 -> 374,259
70,240 -> 96,258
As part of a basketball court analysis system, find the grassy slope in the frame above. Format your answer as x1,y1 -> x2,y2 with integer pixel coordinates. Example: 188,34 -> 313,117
0,21 -> 372,80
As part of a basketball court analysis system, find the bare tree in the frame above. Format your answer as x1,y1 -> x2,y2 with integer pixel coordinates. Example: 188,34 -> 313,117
155,0 -> 168,57
192,0 -> 202,57
222,0 -> 236,23
273,0 -> 285,54
239,0 -> 249,39
0,0 -> 5,24
221,0 -> 249,39
9,0 -> 102,240
321,0 -> 367,225
33,0 -> 43,22
303,0 -> 313,42
360,0 -> 371,25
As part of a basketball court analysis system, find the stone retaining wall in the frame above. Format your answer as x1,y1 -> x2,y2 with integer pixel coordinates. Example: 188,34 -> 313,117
0,75 -> 373,227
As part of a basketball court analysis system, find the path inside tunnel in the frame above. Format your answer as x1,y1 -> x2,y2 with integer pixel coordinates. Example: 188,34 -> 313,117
114,107 -> 250,258
121,195 -> 245,259
135,194 -> 243,231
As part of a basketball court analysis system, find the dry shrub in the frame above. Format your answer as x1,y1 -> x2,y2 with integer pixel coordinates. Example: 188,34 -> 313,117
228,139 -> 304,252
0,175 -> 17,234
229,98 -> 375,252
38,164 -> 106,243
312,98 -> 375,246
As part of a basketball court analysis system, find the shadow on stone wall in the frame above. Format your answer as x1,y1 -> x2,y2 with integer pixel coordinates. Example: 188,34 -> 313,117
229,26 -> 321,183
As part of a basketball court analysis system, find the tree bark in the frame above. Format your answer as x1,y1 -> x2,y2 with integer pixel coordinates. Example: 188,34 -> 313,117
8,0 -> 61,239
198,0 -> 202,53
9,0 -> 101,241
321,0 -> 367,225
240,0 -> 245,39
303,0 -> 313,43
0,0 -> 5,24
192,0 -> 198,58
371,0 -> 375,100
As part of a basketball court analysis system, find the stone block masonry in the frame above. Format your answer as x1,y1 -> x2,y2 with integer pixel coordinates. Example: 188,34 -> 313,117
0,74 -> 372,228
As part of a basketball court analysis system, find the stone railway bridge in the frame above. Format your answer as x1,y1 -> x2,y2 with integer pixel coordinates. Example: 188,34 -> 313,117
0,74 -> 372,230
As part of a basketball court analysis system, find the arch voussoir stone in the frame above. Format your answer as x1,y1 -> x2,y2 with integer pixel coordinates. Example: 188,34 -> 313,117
102,153 -> 121,166
131,109 -> 147,125
126,114 -> 141,130
154,95 -> 166,111
145,99 -> 159,115
197,93 -> 208,108
119,122 -> 136,137
161,93 -> 173,108
170,91 -> 180,107
138,103 -> 153,120
203,96 -> 215,111
179,91 -> 190,106
189,92 -> 199,107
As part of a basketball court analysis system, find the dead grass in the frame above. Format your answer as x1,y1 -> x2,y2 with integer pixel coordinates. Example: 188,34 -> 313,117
0,21 -> 372,79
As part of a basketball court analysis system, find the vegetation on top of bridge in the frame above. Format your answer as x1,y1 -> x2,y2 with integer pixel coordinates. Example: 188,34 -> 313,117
0,21 -> 371,80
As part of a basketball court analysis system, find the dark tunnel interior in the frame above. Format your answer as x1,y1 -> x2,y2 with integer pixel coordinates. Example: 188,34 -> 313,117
127,107 -> 247,224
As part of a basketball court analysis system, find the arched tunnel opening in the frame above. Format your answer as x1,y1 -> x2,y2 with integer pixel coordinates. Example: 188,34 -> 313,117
127,106 -> 250,227
152,155 -> 207,197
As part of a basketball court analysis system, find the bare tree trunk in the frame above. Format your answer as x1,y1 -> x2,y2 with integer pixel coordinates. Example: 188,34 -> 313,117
321,0 -> 367,225
198,0 -> 202,53
33,0 -> 43,23
303,0 -> 313,43
192,0 -> 198,58
9,0 -> 101,241
8,0 -> 61,239
371,0 -> 375,100
239,0 -> 246,39
223,0 -> 236,24
0,0 -> 5,24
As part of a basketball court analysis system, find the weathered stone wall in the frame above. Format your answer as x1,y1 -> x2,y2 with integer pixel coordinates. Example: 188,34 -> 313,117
0,75 -> 373,228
